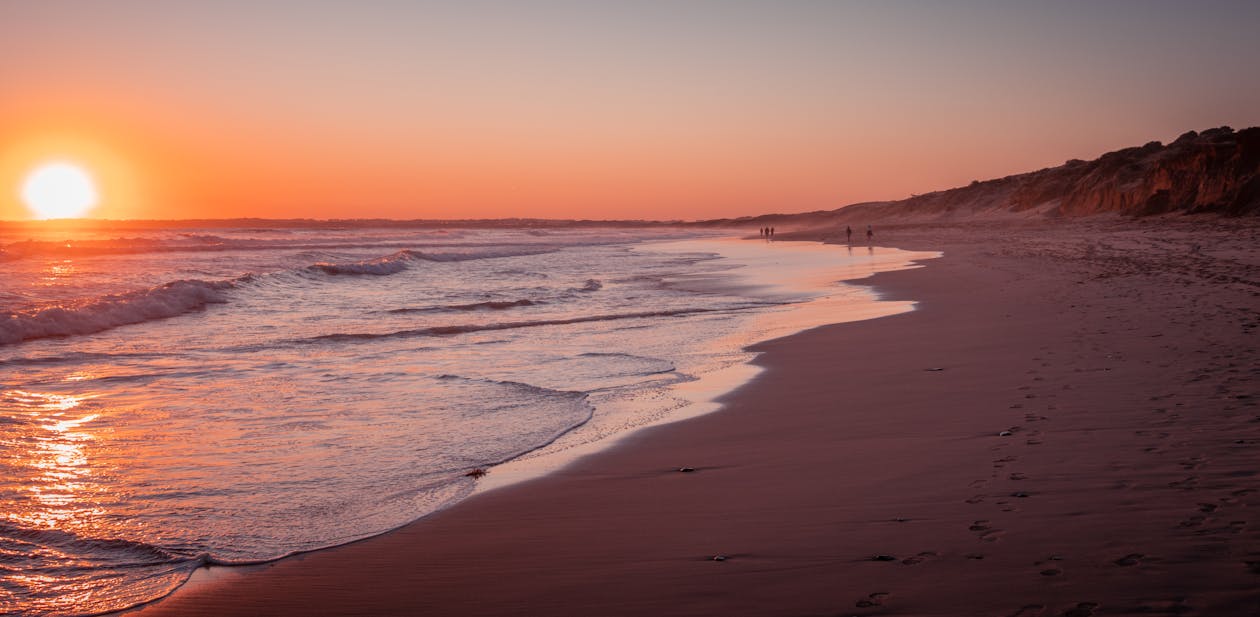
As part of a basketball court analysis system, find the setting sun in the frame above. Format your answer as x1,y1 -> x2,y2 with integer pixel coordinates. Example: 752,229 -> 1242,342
20,162 -> 99,219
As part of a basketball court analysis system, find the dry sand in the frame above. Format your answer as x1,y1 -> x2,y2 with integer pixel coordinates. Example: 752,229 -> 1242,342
127,218 -> 1260,616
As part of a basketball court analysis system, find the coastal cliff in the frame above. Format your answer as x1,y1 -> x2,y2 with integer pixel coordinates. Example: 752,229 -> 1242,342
719,126 -> 1260,226
853,126 -> 1259,219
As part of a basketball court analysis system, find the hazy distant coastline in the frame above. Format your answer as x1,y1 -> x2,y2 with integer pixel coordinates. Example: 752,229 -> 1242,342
4,126 -> 1257,236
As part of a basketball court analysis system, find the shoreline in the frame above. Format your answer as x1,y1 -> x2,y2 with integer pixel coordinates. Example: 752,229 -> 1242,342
104,235 -> 934,616
474,237 -> 935,494
127,219 -> 1260,616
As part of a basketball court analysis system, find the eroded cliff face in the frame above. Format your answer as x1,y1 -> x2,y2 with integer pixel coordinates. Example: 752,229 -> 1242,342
841,126 -> 1260,220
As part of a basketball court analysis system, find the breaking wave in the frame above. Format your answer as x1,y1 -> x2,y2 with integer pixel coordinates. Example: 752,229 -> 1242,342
308,250 -> 422,276
0,280 -> 233,346
0,247 -> 561,347
308,248 -> 556,276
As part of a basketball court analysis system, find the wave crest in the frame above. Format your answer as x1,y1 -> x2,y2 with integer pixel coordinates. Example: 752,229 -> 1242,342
0,279 -> 232,346
307,247 -> 555,277
308,250 -> 420,276
0,246 -> 564,346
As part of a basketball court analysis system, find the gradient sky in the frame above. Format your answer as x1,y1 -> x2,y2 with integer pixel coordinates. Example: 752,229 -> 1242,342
3,0 -> 1259,221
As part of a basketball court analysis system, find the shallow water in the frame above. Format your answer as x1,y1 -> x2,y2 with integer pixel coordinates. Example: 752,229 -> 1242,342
0,226 -> 934,616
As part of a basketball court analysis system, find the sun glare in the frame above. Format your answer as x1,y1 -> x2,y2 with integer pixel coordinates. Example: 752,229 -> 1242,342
21,162 -> 99,219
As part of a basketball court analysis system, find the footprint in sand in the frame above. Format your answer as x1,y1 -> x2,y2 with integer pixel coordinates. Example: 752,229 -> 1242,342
1113,553 -> 1143,566
900,551 -> 938,565
994,456 -> 1017,468
979,530 -> 1006,543
1177,514 -> 1207,528
855,591 -> 890,608
1178,456 -> 1206,470
1034,555 -> 1065,575
1062,601 -> 1099,617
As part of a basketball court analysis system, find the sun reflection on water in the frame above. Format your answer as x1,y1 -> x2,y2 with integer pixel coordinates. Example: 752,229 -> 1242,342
2,390 -> 107,529
41,259 -> 77,287
1,387 -> 199,616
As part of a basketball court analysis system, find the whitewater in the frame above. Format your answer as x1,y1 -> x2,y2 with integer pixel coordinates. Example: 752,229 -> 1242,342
0,224 -> 935,616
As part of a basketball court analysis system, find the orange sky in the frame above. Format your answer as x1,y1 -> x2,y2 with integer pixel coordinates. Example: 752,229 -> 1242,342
3,1 -> 1259,221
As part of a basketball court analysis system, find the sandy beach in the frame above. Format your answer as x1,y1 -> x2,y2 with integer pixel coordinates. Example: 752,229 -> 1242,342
126,218 -> 1260,617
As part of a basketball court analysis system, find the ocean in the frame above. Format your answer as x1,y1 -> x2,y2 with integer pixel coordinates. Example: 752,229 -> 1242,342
0,224 -> 934,616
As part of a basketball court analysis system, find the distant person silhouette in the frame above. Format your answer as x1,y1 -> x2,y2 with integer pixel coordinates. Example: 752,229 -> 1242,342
845,225 -> 852,244
866,224 -> 874,244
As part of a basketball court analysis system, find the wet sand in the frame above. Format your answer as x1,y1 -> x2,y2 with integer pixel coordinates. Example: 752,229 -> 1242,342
128,218 -> 1260,616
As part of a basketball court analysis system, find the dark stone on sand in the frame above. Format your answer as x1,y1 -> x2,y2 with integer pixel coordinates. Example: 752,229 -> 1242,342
711,554 -> 727,561
1040,568 -> 1062,576
677,467 -> 696,473
1012,491 -> 1030,498
869,554 -> 898,562
465,469 -> 487,478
